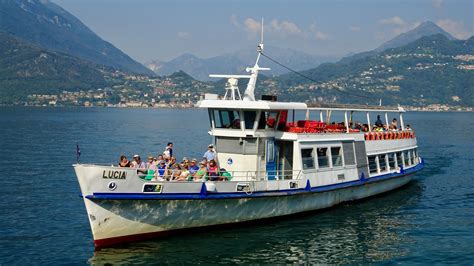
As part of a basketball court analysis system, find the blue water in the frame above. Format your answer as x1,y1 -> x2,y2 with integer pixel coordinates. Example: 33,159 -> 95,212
0,107 -> 473,264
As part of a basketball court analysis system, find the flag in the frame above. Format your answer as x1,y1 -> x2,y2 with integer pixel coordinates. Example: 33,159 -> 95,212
76,142 -> 81,163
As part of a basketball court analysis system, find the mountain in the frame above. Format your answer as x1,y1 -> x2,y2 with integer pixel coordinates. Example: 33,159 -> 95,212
146,46 -> 339,81
0,0 -> 153,75
0,31 -> 108,104
375,21 -> 456,52
273,34 -> 474,106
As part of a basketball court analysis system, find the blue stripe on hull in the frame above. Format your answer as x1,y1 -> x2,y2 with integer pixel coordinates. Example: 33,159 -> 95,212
85,161 -> 424,200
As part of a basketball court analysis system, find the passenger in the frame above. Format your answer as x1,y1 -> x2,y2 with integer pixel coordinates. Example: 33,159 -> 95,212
188,159 -> 200,177
375,115 -> 383,128
207,159 -> 220,181
146,155 -> 156,169
390,118 -> 398,130
171,164 -> 182,181
118,155 -> 131,167
405,124 -> 412,130
176,164 -> 190,181
194,161 -> 208,181
130,155 -> 146,169
203,144 -> 216,161
163,142 -> 174,160
157,154 -> 164,161
157,160 -> 167,180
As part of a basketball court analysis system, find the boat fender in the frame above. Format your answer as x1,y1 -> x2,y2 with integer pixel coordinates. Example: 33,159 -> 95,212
205,182 -> 217,192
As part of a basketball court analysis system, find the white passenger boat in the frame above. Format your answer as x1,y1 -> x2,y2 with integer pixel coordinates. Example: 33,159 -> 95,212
74,40 -> 424,248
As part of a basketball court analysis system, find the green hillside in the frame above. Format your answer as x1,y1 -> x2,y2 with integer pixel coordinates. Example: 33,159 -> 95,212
272,34 -> 474,106
0,32 -> 108,104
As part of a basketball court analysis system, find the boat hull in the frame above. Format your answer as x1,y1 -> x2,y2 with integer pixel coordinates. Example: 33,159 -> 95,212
83,173 -> 415,248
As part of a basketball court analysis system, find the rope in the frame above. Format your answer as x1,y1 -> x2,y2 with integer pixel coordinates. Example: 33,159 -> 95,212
260,52 -> 378,100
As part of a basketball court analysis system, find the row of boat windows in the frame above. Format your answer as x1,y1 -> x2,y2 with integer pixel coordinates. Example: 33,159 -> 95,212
301,146 -> 345,170
368,148 -> 419,174
212,109 -> 280,130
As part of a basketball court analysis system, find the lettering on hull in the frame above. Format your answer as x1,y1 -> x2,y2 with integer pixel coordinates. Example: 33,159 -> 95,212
102,170 -> 126,179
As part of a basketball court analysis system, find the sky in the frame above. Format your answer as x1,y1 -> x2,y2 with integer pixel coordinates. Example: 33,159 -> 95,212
53,0 -> 473,63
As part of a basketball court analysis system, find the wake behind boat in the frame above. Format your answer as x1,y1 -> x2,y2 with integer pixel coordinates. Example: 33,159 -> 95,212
74,37 -> 424,248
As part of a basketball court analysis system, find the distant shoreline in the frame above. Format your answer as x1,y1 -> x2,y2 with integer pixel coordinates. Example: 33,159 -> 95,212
0,104 -> 472,112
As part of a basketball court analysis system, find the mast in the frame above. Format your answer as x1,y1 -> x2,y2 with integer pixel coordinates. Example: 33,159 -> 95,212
243,18 -> 270,101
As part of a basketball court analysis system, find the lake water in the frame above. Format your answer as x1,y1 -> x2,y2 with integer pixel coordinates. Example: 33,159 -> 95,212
0,107 -> 473,264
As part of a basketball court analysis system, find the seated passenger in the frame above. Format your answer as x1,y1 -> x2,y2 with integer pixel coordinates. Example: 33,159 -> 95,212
157,160 -> 167,180
405,124 -> 412,130
171,164 -> 182,181
118,155 -> 131,167
207,159 -> 220,181
176,164 -> 190,181
189,159 -> 200,176
390,118 -> 398,130
131,155 -> 146,169
194,161 -> 208,181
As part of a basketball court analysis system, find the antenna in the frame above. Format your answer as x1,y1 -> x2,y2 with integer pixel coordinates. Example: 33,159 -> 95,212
260,18 -> 264,45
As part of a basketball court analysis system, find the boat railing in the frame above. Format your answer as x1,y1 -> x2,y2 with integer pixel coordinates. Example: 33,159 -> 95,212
222,170 -> 303,181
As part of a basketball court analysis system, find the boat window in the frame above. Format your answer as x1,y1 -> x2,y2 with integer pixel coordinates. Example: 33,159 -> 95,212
410,149 -> 415,165
301,148 -> 315,170
266,140 -> 275,163
243,111 -> 257,129
368,156 -> 377,173
396,152 -> 403,168
214,110 -> 241,129
404,150 -> 410,166
413,149 -> 418,164
258,111 -> 279,130
379,154 -> 387,172
331,147 -> 343,167
388,153 -> 396,169
317,147 -> 330,168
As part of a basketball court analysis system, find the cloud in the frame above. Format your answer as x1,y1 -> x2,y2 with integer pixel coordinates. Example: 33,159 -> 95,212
432,0 -> 443,8
270,19 -> 302,35
437,19 -> 472,39
177,32 -> 191,39
349,25 -> 360,32
379,16 -> 406,26
231,16 -> 329,41
309,23 -> 329,40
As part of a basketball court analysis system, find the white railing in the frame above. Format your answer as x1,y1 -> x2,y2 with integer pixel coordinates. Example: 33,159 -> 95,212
221,170 -> 303,181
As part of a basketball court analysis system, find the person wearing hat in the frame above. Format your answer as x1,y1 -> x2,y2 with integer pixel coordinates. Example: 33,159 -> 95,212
131,155 -> 146,169
203,144 -> 216,161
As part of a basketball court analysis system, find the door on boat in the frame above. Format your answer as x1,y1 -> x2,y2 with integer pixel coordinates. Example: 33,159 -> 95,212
266,138 -> 277,180
276,141 -> 294,180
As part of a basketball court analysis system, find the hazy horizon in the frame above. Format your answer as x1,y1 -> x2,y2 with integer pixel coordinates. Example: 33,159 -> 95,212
53,0 -> 473,63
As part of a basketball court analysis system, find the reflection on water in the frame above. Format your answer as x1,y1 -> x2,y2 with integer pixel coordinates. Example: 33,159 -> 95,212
90,182 -> 423,264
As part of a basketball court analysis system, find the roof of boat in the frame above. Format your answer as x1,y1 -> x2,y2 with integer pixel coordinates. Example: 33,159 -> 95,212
197,99 -> 308,110
197,100 -> 405,112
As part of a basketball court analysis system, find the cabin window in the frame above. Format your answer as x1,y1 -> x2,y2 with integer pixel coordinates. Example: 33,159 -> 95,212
301,148 -> 315,170
258,111 -> 279,130
331,147 -> 343,167
396,152 -> 403,168
388,153 -> 396,169
214,109 -> 241,129
368,156 -> 377,174
410,149 -> 415,165
317,147 -> 330,168
404,150 -> 410,166
243,111 -> 257,129
216,137 -> 243,154
379,154 -> 387,172
413,149 -> 419,164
